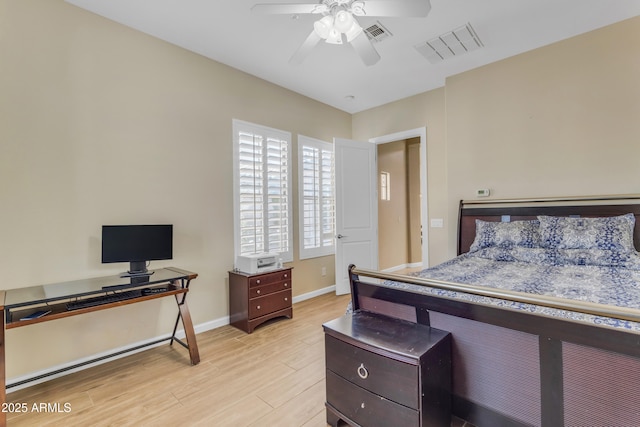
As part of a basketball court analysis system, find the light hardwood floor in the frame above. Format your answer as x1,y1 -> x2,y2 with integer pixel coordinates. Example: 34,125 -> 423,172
6,292 -> 472,427
6,293 -> 351,426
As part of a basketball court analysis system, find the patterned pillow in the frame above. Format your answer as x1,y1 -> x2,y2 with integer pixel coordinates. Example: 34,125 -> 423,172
471,246 -> 640,269
471,246 -> 549,264
548,248 -> 640,269
537,214 -> 636,252
469,219 -> 541,252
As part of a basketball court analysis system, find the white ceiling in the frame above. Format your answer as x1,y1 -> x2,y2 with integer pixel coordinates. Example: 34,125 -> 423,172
65,0 -> 640,114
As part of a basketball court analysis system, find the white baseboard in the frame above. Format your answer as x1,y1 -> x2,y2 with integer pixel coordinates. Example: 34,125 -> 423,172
192,284 -> 335,334
7,284 -> 337,393
293,284 -> 336,303
381,262 -> 423,273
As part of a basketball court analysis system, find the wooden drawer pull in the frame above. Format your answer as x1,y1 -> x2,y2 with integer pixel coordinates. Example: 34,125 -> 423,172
357,363 -> 369,379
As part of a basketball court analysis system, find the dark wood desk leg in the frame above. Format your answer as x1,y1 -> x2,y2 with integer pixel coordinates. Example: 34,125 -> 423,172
174,294 -> 200,365
169,279 -> 184,346
1,307 -> 6,427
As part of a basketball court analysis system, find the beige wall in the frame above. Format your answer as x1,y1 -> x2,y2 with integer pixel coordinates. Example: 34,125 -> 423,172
0,0 -> 348,378
355,16 -> 640,261
445,15 -> 640,255
2,0 -> 639,381
407,139 -> 421,264
353,89 -> 449,266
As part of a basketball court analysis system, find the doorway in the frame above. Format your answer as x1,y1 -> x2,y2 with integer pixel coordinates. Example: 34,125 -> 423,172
370,128 -> 428,272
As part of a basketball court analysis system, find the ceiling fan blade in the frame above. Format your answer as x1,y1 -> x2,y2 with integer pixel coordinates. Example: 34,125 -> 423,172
289,30 -> 323,65
251,3 -> 327,15
354,0 -> 431,17
350,32 -> 381,66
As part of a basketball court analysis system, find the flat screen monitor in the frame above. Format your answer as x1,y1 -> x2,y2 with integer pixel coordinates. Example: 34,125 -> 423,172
102,224 -> 173,276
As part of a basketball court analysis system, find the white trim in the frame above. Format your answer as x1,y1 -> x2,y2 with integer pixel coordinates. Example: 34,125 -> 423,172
381,262 -> 424,273
292,284 -> 336,303
6,332 -> 185,392
6,285 -> 337,392
369,127 -> 429,268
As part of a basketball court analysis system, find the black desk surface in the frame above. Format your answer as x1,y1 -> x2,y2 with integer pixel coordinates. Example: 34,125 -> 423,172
4,267 -> 194,309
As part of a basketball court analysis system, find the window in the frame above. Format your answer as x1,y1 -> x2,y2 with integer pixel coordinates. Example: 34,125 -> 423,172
298,135 -> 335,259
380,171 -> 391,201
233,120 -> 292,262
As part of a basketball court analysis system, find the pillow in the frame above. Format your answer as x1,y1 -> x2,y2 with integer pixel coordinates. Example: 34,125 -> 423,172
537,214 -> 636,252
469,219 -> 541,252
471,246 -> 549,264
471,246 -> 640,269
548,248 -> 640,269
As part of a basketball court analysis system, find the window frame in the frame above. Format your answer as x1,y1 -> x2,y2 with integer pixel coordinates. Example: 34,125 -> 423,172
232,119 -> 293,262
297,135 -> 335,260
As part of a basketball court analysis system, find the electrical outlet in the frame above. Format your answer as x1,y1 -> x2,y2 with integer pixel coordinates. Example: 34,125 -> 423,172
321,267 -> 327,276
476,189 -> 490,197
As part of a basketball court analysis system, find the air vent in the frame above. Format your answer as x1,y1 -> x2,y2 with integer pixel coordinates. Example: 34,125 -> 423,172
415,23 -> 483,64
364,21 -> 393,43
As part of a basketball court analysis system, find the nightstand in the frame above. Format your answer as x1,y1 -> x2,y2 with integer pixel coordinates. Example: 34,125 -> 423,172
228,268 -> 292,333
323,311 -> 451,427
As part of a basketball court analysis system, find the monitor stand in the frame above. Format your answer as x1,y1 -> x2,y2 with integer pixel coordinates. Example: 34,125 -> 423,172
120,261 -> 155,278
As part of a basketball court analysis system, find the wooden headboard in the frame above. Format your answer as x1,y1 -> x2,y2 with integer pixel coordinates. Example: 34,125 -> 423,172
458,195 -> 640,255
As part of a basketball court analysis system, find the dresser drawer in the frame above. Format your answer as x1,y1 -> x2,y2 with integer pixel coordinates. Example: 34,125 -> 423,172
249,280 -> 290,298
249,270 -> 291,287
326,371 -> 419,427
248,289 -> 291,318
326,334 -> 419,409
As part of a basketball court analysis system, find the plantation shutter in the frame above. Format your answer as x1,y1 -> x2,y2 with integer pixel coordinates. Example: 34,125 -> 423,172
234,120 -> 292,262
298,136 -> 335,259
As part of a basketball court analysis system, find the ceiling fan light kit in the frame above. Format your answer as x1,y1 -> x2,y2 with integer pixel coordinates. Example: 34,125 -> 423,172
253,0 -> 432,66
313,15 -> 334,38
314,8 -> 362,44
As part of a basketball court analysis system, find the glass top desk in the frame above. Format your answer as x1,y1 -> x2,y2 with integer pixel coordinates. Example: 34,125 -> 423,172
1,267 -> 199,391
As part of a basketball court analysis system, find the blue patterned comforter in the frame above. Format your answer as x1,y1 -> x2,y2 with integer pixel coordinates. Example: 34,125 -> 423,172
382,250 -> 640,332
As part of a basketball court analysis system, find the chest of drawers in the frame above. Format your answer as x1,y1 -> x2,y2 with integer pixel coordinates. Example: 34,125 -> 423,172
228,268 -> 292,333
323,311 -> 451,427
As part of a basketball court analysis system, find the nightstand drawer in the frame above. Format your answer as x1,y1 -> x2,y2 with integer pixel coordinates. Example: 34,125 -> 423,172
326,371 -> 419,427
326,334 -> 419,409
249,270 -> 291,287
249,280 -> 290,298
248,289 -> 291,318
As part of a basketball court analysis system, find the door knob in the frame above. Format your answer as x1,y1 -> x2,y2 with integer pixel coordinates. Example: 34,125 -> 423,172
336,234 -> 347,239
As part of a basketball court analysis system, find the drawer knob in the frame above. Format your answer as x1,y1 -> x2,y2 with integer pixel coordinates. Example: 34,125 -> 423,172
257,305 -> 261,310
357,363 -> 369,379
284,297 -> 288,301
256,279 -> 261,284
284,274 -> 288,278
257,290 -> 261,294
361,402 -> 365,409
284,283 -> 288,287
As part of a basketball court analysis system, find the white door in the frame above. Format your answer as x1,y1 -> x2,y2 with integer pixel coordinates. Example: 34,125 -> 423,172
334,138 -> 378,295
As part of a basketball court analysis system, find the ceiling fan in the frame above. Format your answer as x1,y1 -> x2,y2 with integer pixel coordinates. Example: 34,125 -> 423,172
252,0 -> 432,66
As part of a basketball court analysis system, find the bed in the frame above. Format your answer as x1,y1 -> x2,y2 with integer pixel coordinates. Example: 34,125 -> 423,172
347,195 -> 640,427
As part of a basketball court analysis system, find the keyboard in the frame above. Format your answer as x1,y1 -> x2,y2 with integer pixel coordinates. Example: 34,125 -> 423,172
66,289 -> 142,311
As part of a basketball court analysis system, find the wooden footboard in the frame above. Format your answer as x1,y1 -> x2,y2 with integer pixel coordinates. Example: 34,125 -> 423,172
349,266 -> 640,427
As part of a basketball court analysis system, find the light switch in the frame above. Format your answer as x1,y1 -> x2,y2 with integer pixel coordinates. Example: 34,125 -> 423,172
430,218 -> 444,228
